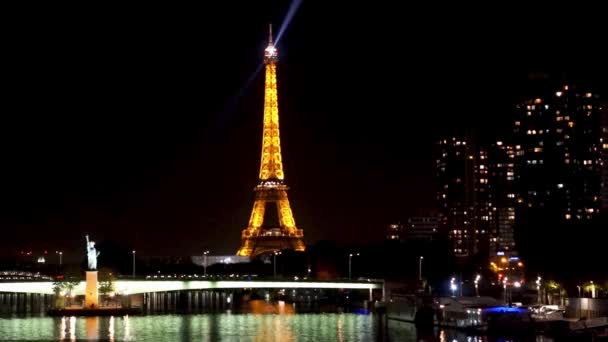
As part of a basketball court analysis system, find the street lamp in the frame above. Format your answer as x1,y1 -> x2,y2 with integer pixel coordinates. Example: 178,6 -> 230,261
348,253 -> 359,280
203,251 -> 210,277
132,250 -> 136,278
503,277 -> 509,304
474,274 -> 481,297
450,277 -> 457,297
418,256 -> 424,281
273,251 -> 281,278
536,276 -> 542,304
55,251 -> 63,266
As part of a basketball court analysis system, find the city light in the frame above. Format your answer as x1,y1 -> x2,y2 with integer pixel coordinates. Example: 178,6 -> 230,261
450,277 -> 457,297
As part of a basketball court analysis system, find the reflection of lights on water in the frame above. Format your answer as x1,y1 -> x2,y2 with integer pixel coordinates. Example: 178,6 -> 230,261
337,317 -> 343,342
124,315 -> 132,341
60,317 -> 66,340
109,316 -> 115,342
69,316 -> 76,341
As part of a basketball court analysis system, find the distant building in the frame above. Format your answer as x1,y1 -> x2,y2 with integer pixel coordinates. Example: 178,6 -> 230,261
436,137 -> 476,258
386,223 -> 403,241
487,141 -> 517,255
404,216 -> 439,241
436,137 -> 518,259
191,255 -> 250,267
513,85 -> 603,221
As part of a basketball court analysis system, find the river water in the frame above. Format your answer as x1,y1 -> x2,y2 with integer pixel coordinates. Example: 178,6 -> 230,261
0,312 -> 556,341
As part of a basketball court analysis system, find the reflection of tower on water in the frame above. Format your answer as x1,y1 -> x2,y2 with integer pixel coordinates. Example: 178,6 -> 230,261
85,317 -> 99,340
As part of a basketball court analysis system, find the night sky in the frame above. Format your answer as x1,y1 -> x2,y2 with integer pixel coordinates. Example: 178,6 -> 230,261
2,3 -> 606,259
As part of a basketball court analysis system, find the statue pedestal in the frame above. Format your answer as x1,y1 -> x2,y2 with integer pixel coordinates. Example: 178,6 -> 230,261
85,271 -> 99,309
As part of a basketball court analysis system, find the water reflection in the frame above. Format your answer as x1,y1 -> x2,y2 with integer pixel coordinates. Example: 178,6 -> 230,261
68,316 -> 76,341
124,314 -> 132,341
337,316 -> 344,342
59,317 -> 66,340
108,316 -> 114,342
0,313 -> 556,341
85,317 -> 98,340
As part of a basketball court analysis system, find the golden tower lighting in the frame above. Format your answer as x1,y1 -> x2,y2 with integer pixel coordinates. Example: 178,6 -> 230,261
236,24 -> 305,257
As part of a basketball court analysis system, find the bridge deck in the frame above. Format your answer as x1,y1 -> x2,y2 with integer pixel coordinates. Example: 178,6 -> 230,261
0,279 -> 383,295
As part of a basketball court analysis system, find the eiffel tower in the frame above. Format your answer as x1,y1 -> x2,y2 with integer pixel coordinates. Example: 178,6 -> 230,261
236,25 -> 305,257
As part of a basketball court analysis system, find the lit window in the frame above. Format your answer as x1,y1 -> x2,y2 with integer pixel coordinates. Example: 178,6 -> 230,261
556,91 -> 562,97
534,147 -> 543,152
586,92 -> 592,98
565,214 -> 571,220
534,98 -> 542,104
568,122 -> 575,128
557,183 -> 564,189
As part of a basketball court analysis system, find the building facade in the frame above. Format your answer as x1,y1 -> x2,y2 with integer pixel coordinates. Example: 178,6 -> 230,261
513,85 -> 603,221
436,137 -> 518,259
405,216 -> 440,241
436,137 -> 476,257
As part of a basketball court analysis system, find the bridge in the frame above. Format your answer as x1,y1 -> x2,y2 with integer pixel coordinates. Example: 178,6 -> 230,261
0,279 -> 384,296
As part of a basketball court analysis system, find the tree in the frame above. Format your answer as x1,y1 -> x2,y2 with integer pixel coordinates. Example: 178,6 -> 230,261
543,280 -> 566,306
52,277 -> 80,308
98,267 -> 117,306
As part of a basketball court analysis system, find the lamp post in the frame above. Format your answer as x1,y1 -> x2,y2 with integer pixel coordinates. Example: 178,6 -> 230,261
503,277 -> 509,304
132,250 -> 136,278
203,251 -> 210,277
273,251 -> 281,278
348,253 -> 359,280
536,276 -> 542,304
56,251 -> 63,266
474,274 -> 481,297
418,256 -> 424,282
450,277 -> 457,297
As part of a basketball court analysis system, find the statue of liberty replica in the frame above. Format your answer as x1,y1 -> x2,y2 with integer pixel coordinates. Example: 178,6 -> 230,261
86,234 -> 100,270
85,234 -> 100,308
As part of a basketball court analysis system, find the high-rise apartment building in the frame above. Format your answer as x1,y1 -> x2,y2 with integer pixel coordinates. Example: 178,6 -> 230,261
436,137 -> 476,257
436,137 -> 518,259
487,142 -> 517,255
513,85 -> 603,221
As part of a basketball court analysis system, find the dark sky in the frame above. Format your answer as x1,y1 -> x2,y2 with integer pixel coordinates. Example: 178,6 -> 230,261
1,3 -> 606,258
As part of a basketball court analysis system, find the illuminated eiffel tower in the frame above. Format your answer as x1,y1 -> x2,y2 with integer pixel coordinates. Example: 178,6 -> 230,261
236,25 -> 305,257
